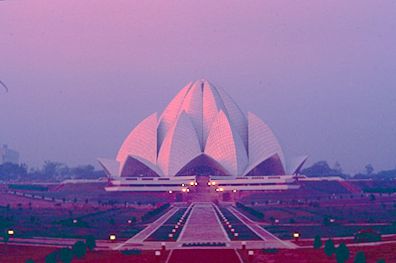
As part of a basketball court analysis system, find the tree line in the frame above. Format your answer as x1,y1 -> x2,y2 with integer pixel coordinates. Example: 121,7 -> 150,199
0,161 -> 105,182
301,161 -> 396,180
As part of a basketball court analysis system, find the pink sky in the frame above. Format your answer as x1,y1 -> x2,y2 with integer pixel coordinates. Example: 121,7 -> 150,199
1,1 -> 396,173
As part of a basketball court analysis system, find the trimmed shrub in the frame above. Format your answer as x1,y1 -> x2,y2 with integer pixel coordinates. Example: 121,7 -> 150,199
354,229 -> 381,243
262,248 -> 279,254
141,203 -> 170,222
236,202 -> 264,220
121,249 -> 142,255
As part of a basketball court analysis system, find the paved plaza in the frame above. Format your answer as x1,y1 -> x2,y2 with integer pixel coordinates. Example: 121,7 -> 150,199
178,203 -> 228,243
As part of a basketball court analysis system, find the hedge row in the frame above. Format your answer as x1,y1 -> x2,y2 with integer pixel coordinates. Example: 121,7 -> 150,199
236,202 -> 264,220
141,203 -> 170,222
9,184 -> 49,191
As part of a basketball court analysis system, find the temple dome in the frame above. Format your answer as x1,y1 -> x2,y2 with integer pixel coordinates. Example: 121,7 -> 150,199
100,80 -> 285,177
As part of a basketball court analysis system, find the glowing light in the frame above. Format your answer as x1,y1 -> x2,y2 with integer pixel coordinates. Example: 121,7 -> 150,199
7,229 -> 14,236
168,190 -> 173,194
293,232 -> 300,239
211,181 -> 216,186
109,234 -> 117,241
73,219 -> 78,224
232,189 -> 237,193
189,181 -> 195,186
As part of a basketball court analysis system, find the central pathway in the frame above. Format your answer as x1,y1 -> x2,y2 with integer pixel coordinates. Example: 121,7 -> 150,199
178,202 -> 228,242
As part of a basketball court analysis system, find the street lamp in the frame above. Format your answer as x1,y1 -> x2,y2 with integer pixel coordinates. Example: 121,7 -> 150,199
7,229 -> 14,237
241,241 -> 247,250
109,234 -> 117,241
161,242 -> 166,251
248,250 -> 254,262
293,232 -> 300,241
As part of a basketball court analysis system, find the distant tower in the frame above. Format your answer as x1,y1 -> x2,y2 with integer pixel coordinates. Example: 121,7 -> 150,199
0,144 -> 20,164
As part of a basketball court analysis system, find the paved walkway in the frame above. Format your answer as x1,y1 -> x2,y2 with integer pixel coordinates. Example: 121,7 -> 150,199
113,207 -> 179,250
178,203 -> 228,242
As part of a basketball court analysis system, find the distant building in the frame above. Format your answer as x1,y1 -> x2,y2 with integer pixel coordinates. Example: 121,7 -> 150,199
0,144 -> 20,164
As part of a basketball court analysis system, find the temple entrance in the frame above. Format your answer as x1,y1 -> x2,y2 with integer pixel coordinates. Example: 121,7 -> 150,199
195,175 -> 211,193
188,175 -> 217,202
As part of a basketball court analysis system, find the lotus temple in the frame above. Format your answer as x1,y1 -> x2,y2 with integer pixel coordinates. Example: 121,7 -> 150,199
99,80 -> 307,193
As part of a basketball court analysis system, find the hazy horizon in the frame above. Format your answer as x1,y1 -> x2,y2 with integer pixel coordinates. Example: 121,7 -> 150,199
1,1 -> 396,173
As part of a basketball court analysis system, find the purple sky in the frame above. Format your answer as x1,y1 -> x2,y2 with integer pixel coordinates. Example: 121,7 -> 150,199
1,1 -> 395,173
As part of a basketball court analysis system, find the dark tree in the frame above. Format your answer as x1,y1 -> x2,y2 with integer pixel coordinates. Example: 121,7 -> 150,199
59,248 -> 73,263
324,239 -> 335,257
72,241 -> 87,259
335,243 -> 350,263
2,232 -> 9,244
0,162 -> 27,180
354,251 -> 366,263
45,252 -> 57,263
313,235 -> 322,249
85,236 -> 96,251
301,161 -> 348,178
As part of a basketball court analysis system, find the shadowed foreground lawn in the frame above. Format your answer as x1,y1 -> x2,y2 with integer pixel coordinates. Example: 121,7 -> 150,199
168,249 -> 241,263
